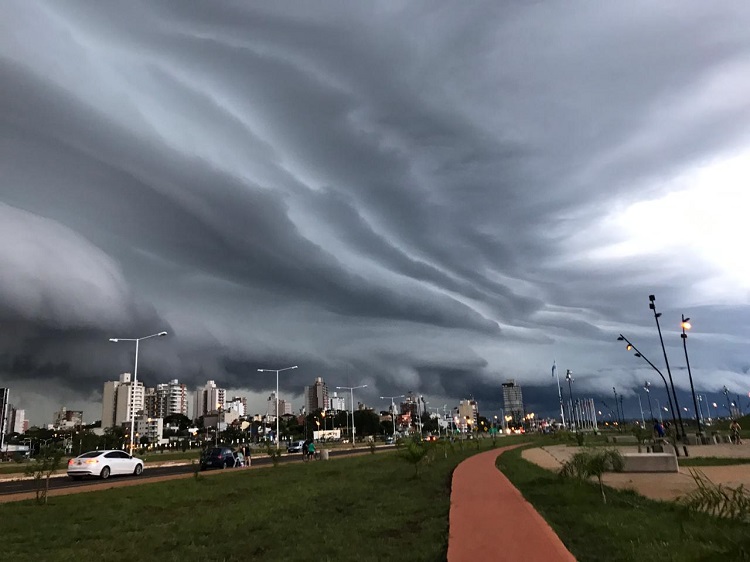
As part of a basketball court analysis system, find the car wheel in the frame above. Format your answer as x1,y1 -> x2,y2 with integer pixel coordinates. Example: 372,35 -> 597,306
100,466 -> 111,480
133,463 -> 143,476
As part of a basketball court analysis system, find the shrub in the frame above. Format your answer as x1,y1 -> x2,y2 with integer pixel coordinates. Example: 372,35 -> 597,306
560,448 -> 624,504
679,469 -> 750,522
24,446 -> 63,505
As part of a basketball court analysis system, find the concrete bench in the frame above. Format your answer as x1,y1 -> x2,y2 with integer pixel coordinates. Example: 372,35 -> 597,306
622,452 -> 679,473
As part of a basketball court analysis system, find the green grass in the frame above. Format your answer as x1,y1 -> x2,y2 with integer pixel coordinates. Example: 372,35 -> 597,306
497,447 -> 750,561
679,457 -> 750,467
1,437 -> 524,561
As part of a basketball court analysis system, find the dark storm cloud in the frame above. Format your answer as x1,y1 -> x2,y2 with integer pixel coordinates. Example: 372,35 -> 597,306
2,1 -> 750,423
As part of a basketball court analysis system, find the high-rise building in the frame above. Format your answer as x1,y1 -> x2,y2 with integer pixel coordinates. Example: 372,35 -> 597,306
194,380 -> 226,419
145,379 -> 189,418
304,377 -> 329,414
457,399 -> 478,430
11,409 -> 26,434
227,396 -> 247,417
54,407 -> 84,429
101,373 -> 145,429
329,393 -> 346,412
502,380 -> 525,425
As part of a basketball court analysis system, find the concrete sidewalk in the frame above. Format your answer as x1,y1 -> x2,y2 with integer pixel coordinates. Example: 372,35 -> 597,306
447,445 -> 576,562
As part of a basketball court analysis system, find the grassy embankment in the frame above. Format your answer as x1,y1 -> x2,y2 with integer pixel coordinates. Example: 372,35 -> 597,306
497,446 -> 750,561
1,437 -> 521,561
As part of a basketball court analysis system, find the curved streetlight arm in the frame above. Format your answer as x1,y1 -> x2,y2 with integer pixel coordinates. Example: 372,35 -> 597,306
617,334 -> 678,433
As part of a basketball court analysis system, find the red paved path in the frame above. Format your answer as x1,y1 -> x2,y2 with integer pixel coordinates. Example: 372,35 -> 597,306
447,445 -> 576,562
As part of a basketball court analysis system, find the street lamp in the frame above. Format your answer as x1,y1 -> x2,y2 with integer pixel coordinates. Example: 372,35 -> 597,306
379,395 -> 405,436
565,370 -> 575,431
680,315 -> 702,435
722,386 -> 732,417
337,385 -> 367,445
257,365 -> 298,449
109,331 -> 168,454
648,295 -> 686,439
617,334 -> 681,437
644,382 -> 654,421
552,362 -> 566,429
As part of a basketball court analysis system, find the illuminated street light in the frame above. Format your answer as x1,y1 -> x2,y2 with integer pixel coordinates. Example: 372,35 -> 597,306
337,385 -> 367,445
617,334 -> 681,439
648,295 -> 686,439
680,315 -> 702,435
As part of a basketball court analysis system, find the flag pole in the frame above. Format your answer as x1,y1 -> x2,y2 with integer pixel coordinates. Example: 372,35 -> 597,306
553,361 -> 566,428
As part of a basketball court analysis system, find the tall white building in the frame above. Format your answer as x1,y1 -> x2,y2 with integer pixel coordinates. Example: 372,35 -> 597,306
101,373 -> 145,429
145,379 -> 189,418
502,380 -> 525,426
194,380 -> 226,419
226,396 -> 247,417
329,393 -> 346,412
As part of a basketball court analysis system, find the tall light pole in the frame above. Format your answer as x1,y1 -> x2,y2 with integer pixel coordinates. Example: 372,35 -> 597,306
648,295 -> 685,439
612,387 -> 620,428
636,393 -> 645,427
644,382 -> 654,421
552,362 -> 566,428
565,370 -> 575,430
680,315 -> 702,435
380,395 -> 405,436
109,331 -> 168,455
655,399 -> 664,423
722,386 -> 732,417
617,335 -> 679,437
337,385 -> 367,445
257,365 -> 298,449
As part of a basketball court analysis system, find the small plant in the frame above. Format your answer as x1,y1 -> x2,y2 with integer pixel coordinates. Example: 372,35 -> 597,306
265,444 -> 282,467
368,441 -> 376,454
192,460 -> 202,480
632,426 -> 651,453
679,469 -> 750,521
398,437 -> 434,478
24,446 -> 63,505
559,448 -> 624,504
575,432 -> 585,446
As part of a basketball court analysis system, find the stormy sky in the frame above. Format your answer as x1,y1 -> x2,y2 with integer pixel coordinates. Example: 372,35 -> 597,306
2,1 -> 750,425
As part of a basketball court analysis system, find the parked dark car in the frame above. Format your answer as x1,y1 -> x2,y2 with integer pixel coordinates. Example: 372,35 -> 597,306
200,447 -> 237,470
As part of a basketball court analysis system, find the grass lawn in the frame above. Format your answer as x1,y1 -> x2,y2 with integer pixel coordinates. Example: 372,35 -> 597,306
497,447 -> 750,561
1,437 -> 521,561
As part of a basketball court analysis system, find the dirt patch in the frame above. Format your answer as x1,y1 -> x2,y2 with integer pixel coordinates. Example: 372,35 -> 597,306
522,443 -> 750,502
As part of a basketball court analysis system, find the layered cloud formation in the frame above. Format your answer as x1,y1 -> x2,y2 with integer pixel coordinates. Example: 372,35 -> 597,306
2,1 -> 749,423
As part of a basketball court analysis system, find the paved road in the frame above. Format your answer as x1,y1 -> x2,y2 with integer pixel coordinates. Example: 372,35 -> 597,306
0,446 -> 390,496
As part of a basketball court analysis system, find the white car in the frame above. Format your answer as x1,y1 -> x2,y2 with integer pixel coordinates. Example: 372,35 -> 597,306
67,450 -> 144,480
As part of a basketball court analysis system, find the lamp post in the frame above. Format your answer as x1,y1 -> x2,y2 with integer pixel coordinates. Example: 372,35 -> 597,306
722,386 -> 732,417
257,365 -> 298,450
565,370 -> 575,430
680,315 -> 702,435
380,395 -> 405,436
648,295 -> 686,439
109,331 -> 168,455
337,385 -> 367,445
636,393 -> 645,427
655,399 -> 664,424
612,387 -> 620,429
617,335 -> 680,438
552,362 -> 566,429
644,382 -> 654,421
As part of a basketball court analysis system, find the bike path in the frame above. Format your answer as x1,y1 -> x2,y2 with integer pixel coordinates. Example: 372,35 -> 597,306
447,445 -> 576,562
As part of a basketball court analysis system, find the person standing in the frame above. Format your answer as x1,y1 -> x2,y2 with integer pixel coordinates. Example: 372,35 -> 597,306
730,420 -> 742,445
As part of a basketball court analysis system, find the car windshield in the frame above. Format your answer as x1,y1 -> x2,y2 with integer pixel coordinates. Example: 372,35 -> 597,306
79,451 -> 102,458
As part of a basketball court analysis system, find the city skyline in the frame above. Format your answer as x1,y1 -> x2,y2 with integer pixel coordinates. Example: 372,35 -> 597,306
1,2 -> 750,424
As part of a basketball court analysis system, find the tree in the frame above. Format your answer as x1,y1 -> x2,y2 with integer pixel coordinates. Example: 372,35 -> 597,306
164,413 -> 192,430
398,437 -> 434,477
559,449 -> 625,503
24,445 -> 63,505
